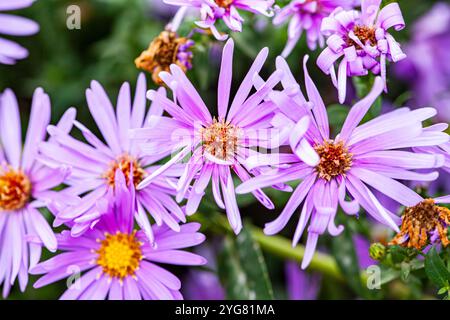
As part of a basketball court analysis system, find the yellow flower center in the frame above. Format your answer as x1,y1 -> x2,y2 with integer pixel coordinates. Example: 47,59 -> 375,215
0,167 -> 31,211
389,199 -> 450,249
96,231 -> 143,279
314,140 -> 353,181
200,118 -> 242,161
103,154 -> 146,188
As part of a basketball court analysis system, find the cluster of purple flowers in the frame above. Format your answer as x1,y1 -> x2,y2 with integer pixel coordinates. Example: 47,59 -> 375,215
0,0 -> 449,301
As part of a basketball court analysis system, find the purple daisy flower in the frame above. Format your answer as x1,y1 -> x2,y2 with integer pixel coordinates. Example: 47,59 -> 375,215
163,0 -> 275,40
273,0 -> 357,57
317,0 -> 406,103
130,39 -> 284,234
0,88 -> 78,297
412,140 -> 450,195
0,0 -> 39,64
236,56 -> 449,268
395,2 -> 450,123
38,74 -> 185,243
30,171 -> 207,300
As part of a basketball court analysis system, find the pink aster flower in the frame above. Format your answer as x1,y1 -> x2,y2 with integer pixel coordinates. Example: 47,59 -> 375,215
414,140 -> 450,175
163,0 -> 275,40
274,0 -> 357,57
317,0 -> 406,103
31,171 -> 206,300
130,39 -> 284,234
412,140 -> 450,195
0,0 -> 39,64
38,74 -> 185,244
0,88 -> 77,297
236,56 -> 449,269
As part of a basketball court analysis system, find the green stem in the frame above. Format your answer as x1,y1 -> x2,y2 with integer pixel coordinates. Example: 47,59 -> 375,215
190,213 -> 436,299
190,214 -> 344,281
250,226 -> 345,282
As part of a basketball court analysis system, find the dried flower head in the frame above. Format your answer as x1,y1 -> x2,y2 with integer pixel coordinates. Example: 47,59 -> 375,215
389,199 -> 450,249
135,30 -> 193,85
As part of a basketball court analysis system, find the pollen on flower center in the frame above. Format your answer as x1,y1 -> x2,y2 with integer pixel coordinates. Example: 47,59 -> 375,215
103,154 -> 146,188
347,25 -> 377,48
135,31 -> 194,85
96,231 -> 143,279
0,167 -> 32,211
389,199 -> 450,249
215,0 -> 234,9
200,118 -> 241,161
314,140 -> 353,181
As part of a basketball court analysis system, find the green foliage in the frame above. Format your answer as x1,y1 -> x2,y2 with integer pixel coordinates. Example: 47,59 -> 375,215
331,220 -> 373,299
218,227 -> 274,300
425,247 -> 450,297
327,104 -> 349,134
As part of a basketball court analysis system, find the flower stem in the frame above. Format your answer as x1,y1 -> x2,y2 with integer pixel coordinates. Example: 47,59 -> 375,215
190,213 -> 344,281
249,226 -> 345,282
190,213 -> 435,299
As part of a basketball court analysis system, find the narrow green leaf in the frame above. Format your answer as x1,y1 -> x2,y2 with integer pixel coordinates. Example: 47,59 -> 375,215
217,227 -> 274,300
379,267 -> 401,285
424,247 -> 450,288
331,226 -> 371,299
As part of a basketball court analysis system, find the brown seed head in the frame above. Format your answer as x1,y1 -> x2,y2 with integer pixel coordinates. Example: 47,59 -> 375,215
135,31 -> 193,85
389,199 -> 450,249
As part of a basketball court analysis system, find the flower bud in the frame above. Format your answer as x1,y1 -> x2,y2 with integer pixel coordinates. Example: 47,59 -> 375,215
369,243 -> 387,261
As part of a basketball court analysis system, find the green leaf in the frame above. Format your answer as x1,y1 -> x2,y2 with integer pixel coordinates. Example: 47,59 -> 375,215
424,247 -> 450,288
331,225 -> 371,299
379,267 -> 401,285
352,75 -> 383,121
217,227 -> 274,300
400,262 -> 411,281
327,104 -> 349,133
388,245 -> 419,264
437,287 -> 448,295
